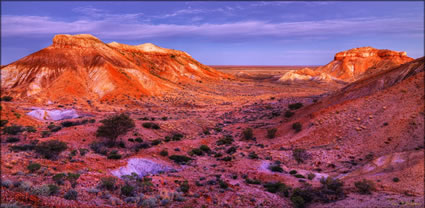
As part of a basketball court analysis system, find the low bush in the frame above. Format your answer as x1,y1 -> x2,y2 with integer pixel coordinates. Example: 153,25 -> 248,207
285,110 -> 295,118
151,139 -> 162,146
48,124 -> 62,132
64,189 -> 78,200
79,148 -> 89,156
292,122 -> 302,133
67,173 -> 80,188
25,126 -> 37,133
199,145 -> 211,153
179,181 -> 189,193
264,182 -> 291,197
189,148 -> 204,156
216,135 -> 234,146
245,178 -> 261,185
295,174 -> 305,179
27,163 -> 41,173
288,103 -> 303,110
289,170 -> 297,175
41,131 -> 51,138
269,163 -> 283,172
100,177 -> 116,191
9,144 -> 35,152
3,125 -> 24,135
53,173 -> 66,185
242,128 -> 253,140
267,128 -> 277,139
293,148 -> 309,163
172,133 -> 184,141
135,137 -> 143,143
169,155 -> 192,165
317,177 -> 345,202
90,142 -> 108,155
121,184 -> 135,196
1,96 -> 13,101
6,137 -> 20,143
218,179 -> 228,189
159,149 -> 168,156
142,122 -> 160,129
307,173 -> 316,180
355,179 -> 375,194
226,146 -> 237,155
248,152 -> 259,159
35,140 -> 68,159
221,156 -> 232,161
392,177 -> 400,182
0,120 -> 8,127
107,150 -> 122,160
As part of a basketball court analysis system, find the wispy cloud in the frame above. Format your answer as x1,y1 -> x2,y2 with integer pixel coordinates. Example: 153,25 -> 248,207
2,15 -> 423,41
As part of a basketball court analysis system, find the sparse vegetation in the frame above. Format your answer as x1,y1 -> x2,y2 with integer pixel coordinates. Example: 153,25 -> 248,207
288,103 -> 303,110
242,128 -> 253,140
96,113 -> 135,146
64,189 -> 78,200
248,151 -> 259,159
1,96 -> 13,101
100,177 -> 117,191
90,142 -> 108,155
392,177 -> 400,182
3,125 -> 24,135
6,137 -> 20,143
245,178 -> 261,185
53,173 -> 66,185
67,173 -> 80,188
264,182 -> 291,197
216,135 -> 234,146
268,163 -> 283,172
354,179 -> 375,194
292,148 -> 309,163
199,145 -> 211,153
189,148 -> 204,156
267,128 -> 277,139
179,181 -> 189,193
159,149 -> 168,156
142,122 -> 160,129
27,163 -> 41,173
41,130 -> 51,138
0,120 -> 8,127
35,140 -> 68,159
107,150 -> 122,160
285,110 -> 295,118
292,122 -> 302,133
169,155 -> 192,164
121,184 -> 135,196
48,124 -> 62,132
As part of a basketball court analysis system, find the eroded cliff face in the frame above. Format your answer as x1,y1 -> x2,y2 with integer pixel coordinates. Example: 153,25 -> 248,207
319,47 -> 413,81
0,34 -> 231,103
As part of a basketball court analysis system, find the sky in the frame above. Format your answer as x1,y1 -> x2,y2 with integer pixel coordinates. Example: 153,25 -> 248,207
1,1 -> 424,65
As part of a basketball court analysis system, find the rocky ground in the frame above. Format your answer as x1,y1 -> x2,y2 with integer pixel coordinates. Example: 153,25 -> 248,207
1,63 -> 423,208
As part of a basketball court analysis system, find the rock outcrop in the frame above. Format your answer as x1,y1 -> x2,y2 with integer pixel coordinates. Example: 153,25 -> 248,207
0,34 -> 230,103
278,47 -> 413,83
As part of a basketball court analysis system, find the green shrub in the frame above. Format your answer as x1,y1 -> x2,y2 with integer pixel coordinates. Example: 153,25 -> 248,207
27,163 -> 41,173
288,103 -> 303,110
3,125 -> 24,135
121,184 -> 135,196
392,177 -> 400,182
90,142 -> 108,155
171,133 -> 184,141
179,181 -> 189,193
289,170 -> 297,175
354,179 -> 375,194
248,152 -> 259,159
35,140 -> 68,159
100,177 -> 116,191
64,189 -> 78,200
1,96 -> 13,101
226,146 -> 237,155
267,128 -> 277,139
291,195 -> 306,208
169,155 -> 192,165
41,130 -> 51,138
221,156 -> 232,161
199,145 -> 211,152
159,149 -> 168,156
218,179 -> 228,189
0,120 -> 8,127
264,182 -> 291,197
292,122 -> 302,133
142,122 -> 160,129
10,144 -> 35,152
216,135 -> 233,146
295,174 -> 305,179
135,137 -> 143,143
25,126 -> 37,133
151,139 -> 162,146
245,178 -> 261,185
96,113 -> 135,146
285,111 -> 295,118
53,173 -> 66,185
48,184 -> 60,195
242,128 -> 253,140
6,137 -> 20,143
67,173 -> 80,188
268,162 -> 283,172
107,150 -> 122,160
79,148 -> 89,156
318,177 -> 345,202
203,129 -> 210,135
293,148 -> 308,163
307,173 -> 315,180
189,148 -> 204,156
48,124 -> 62,132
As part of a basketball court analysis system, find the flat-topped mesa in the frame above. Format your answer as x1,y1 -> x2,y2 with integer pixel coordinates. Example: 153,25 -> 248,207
334,47 -> 409,60
52,34 -> 105,48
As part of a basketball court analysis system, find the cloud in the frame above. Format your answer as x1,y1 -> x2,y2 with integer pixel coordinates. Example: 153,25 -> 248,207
2,15 -> 423,41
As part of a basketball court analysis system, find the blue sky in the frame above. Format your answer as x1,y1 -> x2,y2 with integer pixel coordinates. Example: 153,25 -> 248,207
1,1 -> 424,65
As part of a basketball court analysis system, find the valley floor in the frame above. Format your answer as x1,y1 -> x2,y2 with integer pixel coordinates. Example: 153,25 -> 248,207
1,67 -> 423,208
